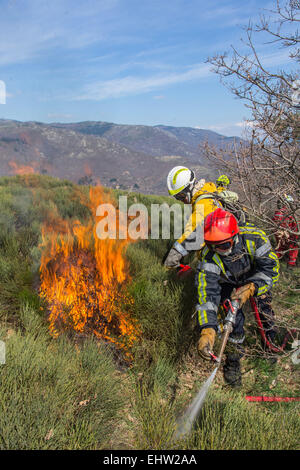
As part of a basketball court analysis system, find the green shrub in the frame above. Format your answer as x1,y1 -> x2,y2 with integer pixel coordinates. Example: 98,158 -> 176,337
0,305 -> 124,450
182,389 -> 300,450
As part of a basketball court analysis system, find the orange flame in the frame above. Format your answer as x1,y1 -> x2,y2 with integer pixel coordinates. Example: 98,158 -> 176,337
39,185 -> 140,356
9,160 -> 38,175
84,162 -> 92,176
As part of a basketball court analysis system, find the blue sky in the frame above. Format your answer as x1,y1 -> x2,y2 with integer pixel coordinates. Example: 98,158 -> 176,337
0,0 -> 296,136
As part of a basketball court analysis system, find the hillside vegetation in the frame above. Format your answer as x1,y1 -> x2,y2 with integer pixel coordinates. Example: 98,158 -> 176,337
0,119 -> 224,194
0,175 -> 299,450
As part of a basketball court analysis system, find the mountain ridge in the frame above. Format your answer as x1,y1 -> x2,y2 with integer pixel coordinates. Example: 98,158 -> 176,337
0,119 -> 240,193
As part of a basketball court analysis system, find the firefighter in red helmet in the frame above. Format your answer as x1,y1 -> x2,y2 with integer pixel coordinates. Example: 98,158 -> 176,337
197,209 -> 280,386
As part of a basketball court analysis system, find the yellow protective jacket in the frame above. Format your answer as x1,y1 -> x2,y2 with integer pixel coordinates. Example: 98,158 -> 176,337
173,182 -> 221,257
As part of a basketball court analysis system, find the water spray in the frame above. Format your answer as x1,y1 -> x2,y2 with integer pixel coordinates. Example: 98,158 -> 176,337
174,299 -> 240,441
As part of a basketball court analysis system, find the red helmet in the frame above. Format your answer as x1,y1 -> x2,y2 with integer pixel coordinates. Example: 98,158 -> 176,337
204,209 -> 239,244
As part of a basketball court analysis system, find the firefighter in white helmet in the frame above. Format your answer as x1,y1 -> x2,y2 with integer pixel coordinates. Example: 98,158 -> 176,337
164,166 -> 221,268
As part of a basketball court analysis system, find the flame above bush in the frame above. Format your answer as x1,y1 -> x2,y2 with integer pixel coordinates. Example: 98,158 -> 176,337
39,185 -> 140,355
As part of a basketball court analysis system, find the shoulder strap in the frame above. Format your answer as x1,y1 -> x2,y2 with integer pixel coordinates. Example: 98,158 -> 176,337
193,191 -> 223,208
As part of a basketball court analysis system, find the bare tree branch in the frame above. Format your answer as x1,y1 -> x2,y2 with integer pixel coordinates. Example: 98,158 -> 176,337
204,0 -> 300,251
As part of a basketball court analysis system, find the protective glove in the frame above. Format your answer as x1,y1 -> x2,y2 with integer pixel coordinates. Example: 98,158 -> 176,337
197,328 -> 216,360
164,247 -> 182,269
231,282 -> 255,306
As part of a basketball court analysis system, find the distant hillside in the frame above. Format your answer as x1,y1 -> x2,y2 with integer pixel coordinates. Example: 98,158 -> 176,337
0,119 -> 239,193
52,121 -> 240,160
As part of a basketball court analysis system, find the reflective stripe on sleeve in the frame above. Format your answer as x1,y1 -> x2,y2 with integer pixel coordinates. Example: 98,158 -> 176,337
246,239 -> 256,262
173,241 -> 188,256
212,253 -> 226,275
198,271 -> 207,304
202,262 -> 221,275
198,302 -> 218,312
198,309 -> 208,326
255,242 -> 272,258
240,228 -> 269,243
201,246 -> 209,260
268,251 -> 280,283
197,302 -> 218,326
257,285 -> 270,295
248,272 -> 273,286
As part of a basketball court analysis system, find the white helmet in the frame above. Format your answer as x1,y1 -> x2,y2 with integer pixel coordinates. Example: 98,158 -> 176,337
167,166 -> 195,197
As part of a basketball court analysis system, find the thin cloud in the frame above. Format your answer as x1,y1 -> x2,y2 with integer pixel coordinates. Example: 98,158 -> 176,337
75,63 -> 212,101
0,0 -> 119,66
195,120 -> 254,136
260,50 -> 294,68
